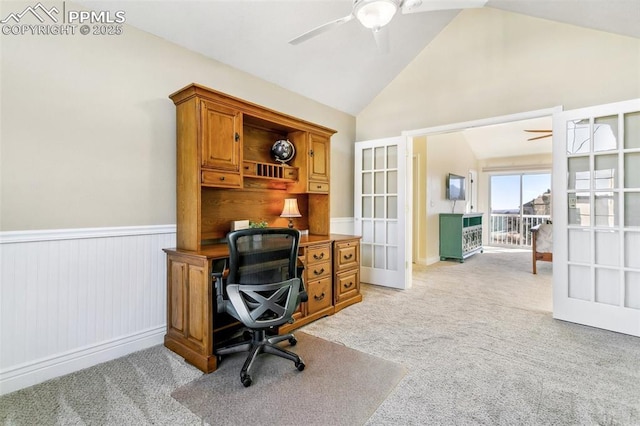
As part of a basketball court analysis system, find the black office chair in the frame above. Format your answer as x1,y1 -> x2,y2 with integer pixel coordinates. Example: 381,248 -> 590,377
214,227 -> 307,387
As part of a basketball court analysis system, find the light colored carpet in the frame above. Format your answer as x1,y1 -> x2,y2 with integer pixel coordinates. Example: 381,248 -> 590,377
171,332 -> 406,425
2,247 -> 639,425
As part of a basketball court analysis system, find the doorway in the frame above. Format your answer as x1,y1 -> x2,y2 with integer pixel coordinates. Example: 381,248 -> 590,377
404,107 -> 561,265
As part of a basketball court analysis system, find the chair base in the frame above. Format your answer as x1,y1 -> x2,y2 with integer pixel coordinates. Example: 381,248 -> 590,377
215,329 -> 305,387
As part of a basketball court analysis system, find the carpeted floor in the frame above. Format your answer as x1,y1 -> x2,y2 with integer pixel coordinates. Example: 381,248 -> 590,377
2,247 -> 639,425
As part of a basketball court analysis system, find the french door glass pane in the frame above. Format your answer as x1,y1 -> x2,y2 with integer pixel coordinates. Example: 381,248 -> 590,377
374,245 -> 385,268
569,192 -> 590,226
595,231 -> 619,266
363,148 -> 373,170
594,154 -> 617,189
624,112 -> 640,149
374,221 -> 385,244
569,265 -> 591,300
568,229 -> 590,263
624,153 -> 640,188
595,268 -> 620,306
568,157 -> 590,190
374,147 -> 385,169
374,196 -> 384,218
567,119 -> 590,154
387,171 -> 397,193
374,172 -> 384,194
387,221 -> 398,244
361,243 -> 372,268
387,145 -> 397,168
594,192 -> 617,227
624,232 -> 640,268
625,272 -> 640,309
624,193 -> 640,227
362,220 -> 373,242
594,115 -> 618,152
387,196 -> 397,219
362,196 -> 372,218
387,246 -> 398,271
362,172 -> 372,194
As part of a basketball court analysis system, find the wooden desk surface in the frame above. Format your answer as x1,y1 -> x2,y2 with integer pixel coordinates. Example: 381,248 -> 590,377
163,233 -> 360,260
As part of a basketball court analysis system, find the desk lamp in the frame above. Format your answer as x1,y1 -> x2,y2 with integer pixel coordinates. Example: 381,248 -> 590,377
280,198 -> 301,229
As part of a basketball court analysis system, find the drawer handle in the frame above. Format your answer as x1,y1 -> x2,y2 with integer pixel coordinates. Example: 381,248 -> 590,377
219,176 -> 225,181
343,253 -> 353,260
344,281 -> 353,289
313,268 -> 325,275
316,185 -> 322,189
314,292 -> 325,301
313,253 -> 325,260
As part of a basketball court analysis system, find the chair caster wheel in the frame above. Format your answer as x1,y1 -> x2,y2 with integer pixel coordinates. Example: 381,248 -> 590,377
241,374 -> 252,387
288,337 -> 297,346
295,361 -> 305,371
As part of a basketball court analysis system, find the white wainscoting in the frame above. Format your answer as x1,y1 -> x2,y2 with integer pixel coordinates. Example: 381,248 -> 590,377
0,218 -> 355,395
0,225 -> 176,395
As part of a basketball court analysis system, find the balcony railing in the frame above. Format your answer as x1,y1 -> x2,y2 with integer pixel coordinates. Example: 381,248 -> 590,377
490,214 -> 550,247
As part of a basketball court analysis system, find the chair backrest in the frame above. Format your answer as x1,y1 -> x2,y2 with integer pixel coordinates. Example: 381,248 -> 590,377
227,227 -> 301,285
225,228 -> 302,328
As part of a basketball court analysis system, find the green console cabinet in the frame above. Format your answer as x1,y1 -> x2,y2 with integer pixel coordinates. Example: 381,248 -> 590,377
439,213 -> 483,262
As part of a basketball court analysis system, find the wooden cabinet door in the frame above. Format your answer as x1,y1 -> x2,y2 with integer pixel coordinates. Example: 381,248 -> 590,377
200,100 -> 242,172
308,133 -> 330,182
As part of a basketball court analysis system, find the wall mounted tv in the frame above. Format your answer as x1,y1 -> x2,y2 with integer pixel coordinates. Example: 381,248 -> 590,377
446,173 -> 466,201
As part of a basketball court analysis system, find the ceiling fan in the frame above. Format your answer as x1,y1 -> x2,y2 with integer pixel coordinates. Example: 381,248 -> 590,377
525,129 -> 553,141
288,0 -> 488,45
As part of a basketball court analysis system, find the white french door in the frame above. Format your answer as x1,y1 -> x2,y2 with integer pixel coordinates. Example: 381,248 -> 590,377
553,98 -> 640,336
354,137 -> 411,289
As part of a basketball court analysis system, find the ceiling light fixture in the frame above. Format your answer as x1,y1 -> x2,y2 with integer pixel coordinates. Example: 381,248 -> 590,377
354,0 -> 400,30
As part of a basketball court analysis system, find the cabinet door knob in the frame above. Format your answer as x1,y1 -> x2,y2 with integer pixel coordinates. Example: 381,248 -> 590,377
309,149 -> 314,157
220,176 -> 225,181
234,132 -> 240,142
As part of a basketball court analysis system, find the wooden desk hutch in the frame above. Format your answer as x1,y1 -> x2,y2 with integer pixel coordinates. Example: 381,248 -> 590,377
163,84 -> 362,373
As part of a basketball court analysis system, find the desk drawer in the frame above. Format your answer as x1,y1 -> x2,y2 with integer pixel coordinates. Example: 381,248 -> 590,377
308,181 -> 329,193
335,269 -> 360,303
307,260 -> 331,280
201,170 -> 242,188
307,244 -> 331,264
307,277 -> 332,315
335,240 -> 359,272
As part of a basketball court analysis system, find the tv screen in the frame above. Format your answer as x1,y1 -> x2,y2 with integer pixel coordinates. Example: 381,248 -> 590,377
446,173 -> 466,201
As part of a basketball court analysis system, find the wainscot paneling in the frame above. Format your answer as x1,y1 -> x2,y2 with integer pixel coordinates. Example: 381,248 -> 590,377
0,225 -> 176,395
0,219 -> 353,394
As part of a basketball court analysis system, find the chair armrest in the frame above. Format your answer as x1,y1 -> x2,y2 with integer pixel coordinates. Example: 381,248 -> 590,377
297,262 -> 308,303
212,259 -> 228,314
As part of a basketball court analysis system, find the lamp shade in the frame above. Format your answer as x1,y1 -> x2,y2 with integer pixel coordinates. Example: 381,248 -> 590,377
355,0 -> 398,30
280,198 -> 302,218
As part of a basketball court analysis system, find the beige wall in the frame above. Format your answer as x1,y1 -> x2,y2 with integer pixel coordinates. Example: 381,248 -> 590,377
0,4 -> 355,231
357,7 -> 640,141
415,132 -> 478,264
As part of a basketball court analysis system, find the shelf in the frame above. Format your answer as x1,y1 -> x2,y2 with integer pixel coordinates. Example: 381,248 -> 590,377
242,161 -> 298,182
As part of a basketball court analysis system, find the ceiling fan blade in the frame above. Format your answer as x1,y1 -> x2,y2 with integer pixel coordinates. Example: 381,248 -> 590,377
528,134 -> 552,141
402,0 -> 487,14
524,129 -> 553,133
288,14 -> 354,45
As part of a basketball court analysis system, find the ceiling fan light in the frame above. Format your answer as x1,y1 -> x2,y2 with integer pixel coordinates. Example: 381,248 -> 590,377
355,0 -> 398,30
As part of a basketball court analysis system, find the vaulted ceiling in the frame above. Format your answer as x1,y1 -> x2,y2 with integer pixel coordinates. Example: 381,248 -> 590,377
77,0 -> 638,158
79,0 -> 640,116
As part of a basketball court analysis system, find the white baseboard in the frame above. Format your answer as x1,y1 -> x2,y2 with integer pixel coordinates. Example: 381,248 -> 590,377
0,326 -> 165,396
